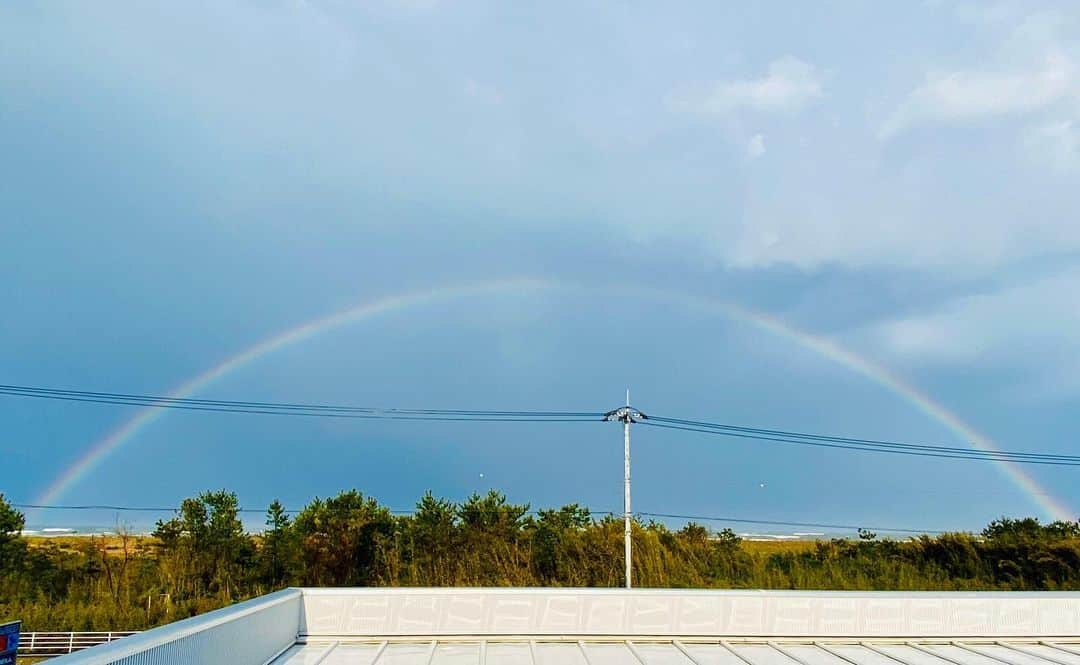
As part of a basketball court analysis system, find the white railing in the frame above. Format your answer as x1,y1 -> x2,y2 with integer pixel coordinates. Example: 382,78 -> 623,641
48,588 -> 302,665
18,632 -> 139,657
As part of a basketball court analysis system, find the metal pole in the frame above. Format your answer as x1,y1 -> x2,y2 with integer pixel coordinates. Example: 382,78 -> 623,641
624,414 -> 632,589
604,394 -> 643,591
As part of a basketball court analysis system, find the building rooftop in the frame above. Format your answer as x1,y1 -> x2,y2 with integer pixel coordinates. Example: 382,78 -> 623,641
51,588 -> 1080,665
272,638 -> 1080,665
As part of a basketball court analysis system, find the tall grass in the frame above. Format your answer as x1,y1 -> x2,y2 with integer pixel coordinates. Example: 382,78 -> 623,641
3,492 -> 1079,632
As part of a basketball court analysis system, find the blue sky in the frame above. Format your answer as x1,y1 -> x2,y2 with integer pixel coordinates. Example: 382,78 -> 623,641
2,1 -> 1079,533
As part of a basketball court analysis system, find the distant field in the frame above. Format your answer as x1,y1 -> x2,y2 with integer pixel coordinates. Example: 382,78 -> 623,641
26,534 -> 149,556
27,534 -> 820,557
740,539 -> 818,554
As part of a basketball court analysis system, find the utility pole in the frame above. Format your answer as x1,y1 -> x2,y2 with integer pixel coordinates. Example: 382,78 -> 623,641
604,391 -> 645,589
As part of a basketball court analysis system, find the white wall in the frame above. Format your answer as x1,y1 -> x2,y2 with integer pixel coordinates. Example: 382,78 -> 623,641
299,588 -> 1080,638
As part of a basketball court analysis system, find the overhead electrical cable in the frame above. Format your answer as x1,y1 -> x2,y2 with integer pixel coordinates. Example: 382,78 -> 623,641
647,415 -> 1080,462
4,382 -> 1078,465
0,384 -> 601,421
633,512 -> 942,535
11,503 -> 944,534
641,420 -> 1080,466
12,502 -> 597,517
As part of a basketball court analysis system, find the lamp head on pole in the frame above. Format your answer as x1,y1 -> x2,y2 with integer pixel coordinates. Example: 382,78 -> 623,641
603,406 -> 646,424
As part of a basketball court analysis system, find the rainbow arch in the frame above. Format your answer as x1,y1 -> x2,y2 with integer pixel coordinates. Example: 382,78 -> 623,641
35,278 -> 1074,521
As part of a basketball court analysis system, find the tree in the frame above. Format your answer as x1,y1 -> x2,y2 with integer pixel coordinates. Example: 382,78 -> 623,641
536,504 -> 591,532
293,490 -> 394,586
531,504 -> 592,582
716,528 -> 741,549
983,517 -> 1045,543
458,491 -> 530,540
405,492 -> 459,583
94,522 -> 136,607
259,500 -> 300,588
678,522 -> 710,546
1044,521 -> 1080,540
153,490 -> 253,600
457,491 -> 530,584
0,493 -> 26,575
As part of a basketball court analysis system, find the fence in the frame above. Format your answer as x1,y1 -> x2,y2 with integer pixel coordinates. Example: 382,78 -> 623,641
18,632 -> 139,658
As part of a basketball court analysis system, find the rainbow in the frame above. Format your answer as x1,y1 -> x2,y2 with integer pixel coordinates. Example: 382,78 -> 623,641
35,278 -> 551,506
651,289 -> 1072,521
35,278 -> 1074,521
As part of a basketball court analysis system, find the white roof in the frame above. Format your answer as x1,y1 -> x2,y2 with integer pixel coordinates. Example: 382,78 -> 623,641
272,638 -> 1080,665
50,589 -> 1080,665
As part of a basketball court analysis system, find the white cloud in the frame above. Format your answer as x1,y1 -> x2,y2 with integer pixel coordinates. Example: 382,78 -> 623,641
6,3 -> 1077,277
868,268 -> 1080,400
746,133 -> 766,158
669,57 -> 823,115
881,54 -> 1074,138
719,164 -> 1080,271
881,11 -> 1079,139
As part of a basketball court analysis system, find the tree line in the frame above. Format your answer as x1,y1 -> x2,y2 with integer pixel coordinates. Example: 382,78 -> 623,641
2,491 -> 1080,632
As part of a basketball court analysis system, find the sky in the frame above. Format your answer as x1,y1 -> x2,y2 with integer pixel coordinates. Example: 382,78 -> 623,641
2,1 -> 1079,534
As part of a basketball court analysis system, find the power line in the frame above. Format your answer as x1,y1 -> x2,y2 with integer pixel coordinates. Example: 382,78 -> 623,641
642,419 -> 1080,467
642,420 -> 1080,466
0,384 -> 602,422
647,415 -> 1080,462
11,503 -> 944,534
636,512 -> 943,535
0,384 -> 600,416
12,502 -> 620,519
12,503 -> 465,516
5,382 -> 1078,465
13,503 -> 609,517
12,503 -> 302,515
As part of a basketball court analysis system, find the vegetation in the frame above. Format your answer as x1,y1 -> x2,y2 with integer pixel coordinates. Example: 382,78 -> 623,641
3,492 -> 1080,632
